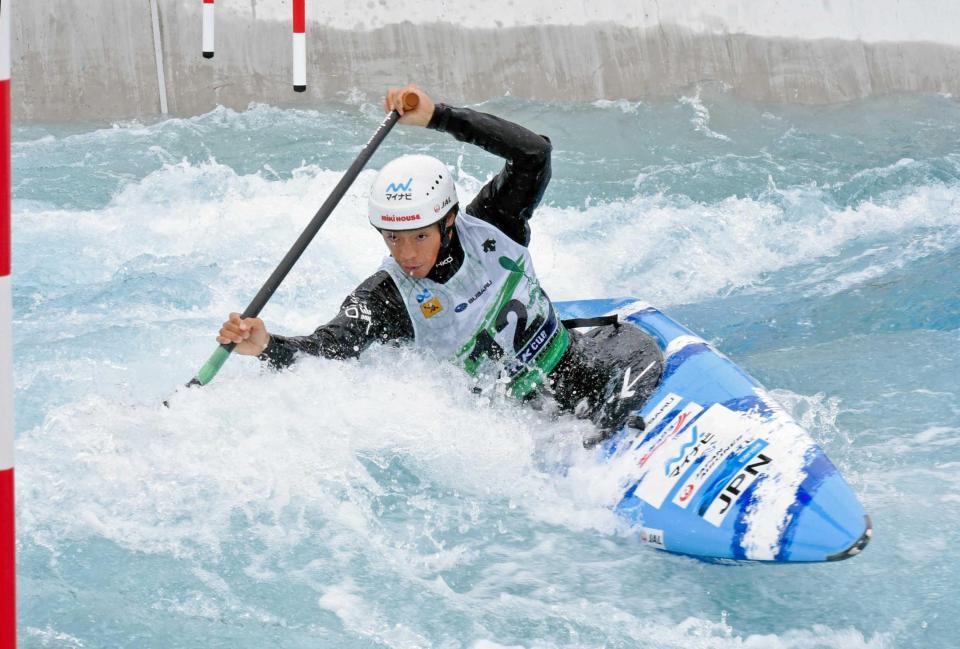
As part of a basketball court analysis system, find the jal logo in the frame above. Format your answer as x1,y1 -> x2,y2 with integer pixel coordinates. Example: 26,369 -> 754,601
434,196 -> 452,213
641,528 -> 664,547
385,177 -> 413,200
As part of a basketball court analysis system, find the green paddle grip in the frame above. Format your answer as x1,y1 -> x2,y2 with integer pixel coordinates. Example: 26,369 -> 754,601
191,345 -> 232,386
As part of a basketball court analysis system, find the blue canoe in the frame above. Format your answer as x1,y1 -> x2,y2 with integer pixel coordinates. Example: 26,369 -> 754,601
554,298 -> 872,563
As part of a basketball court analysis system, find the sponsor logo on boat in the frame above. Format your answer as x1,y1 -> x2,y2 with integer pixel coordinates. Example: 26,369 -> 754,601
702,452 -> 773,527
693,436 -> 748,483
665,426 -> 717,478
636,403 -> 765,510
673,433 -> 767,508
636,403 -> 703,471
671,433 -> 751,510
640,527 -> 666,549
635,393 -> 683,443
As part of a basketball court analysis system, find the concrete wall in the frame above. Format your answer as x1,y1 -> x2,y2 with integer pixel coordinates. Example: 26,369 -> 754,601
12,0 -> 960,122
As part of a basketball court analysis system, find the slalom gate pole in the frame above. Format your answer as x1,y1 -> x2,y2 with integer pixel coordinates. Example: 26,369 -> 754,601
202,0 -> 214,59
0,0 -> 15,645
183,94 -> 418,390
292,0 -> 306,92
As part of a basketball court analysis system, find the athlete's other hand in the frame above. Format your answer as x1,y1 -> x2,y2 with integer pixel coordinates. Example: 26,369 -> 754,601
217,313 -> 270,356
384,84 -> 435,127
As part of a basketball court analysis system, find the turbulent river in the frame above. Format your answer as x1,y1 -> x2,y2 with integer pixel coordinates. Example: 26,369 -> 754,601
10,89 -> 960,648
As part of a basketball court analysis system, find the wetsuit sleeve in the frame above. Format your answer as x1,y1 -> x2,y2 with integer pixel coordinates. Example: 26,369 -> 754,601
258,270 -> 414,369
428,103 -> 552,247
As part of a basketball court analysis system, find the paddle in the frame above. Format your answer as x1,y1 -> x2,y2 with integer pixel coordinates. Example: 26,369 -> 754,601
180,93 -> 419,391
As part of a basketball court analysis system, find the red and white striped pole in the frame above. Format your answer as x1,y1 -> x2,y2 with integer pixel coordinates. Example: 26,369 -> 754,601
292,0 -> 306,92
202,0 -> 215,59
0,0 -> 16,645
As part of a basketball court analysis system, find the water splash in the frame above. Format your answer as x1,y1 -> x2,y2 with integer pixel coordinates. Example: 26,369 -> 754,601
11,97 -> 960,647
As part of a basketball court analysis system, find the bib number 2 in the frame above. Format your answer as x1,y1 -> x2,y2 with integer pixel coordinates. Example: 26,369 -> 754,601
468,299 -> 545,364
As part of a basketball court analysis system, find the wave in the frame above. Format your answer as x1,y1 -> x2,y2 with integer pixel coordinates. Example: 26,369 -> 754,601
10,100 -> 957,648
14,159 -> 959,315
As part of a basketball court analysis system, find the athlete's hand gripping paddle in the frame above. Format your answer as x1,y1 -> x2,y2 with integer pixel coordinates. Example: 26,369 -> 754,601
177,93 -> 419,394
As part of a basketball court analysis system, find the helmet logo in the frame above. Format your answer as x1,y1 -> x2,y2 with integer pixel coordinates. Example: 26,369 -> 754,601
433,196 -> 452,213
380,213 -> 421,223
385,177 -> 413,200
368,157 -> 457,231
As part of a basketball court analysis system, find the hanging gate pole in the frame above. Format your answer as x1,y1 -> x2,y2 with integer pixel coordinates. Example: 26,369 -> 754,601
292,0 -> 306,92
0,0 -> 17,646
202,0 -> 215,58
150,0 -> 168,114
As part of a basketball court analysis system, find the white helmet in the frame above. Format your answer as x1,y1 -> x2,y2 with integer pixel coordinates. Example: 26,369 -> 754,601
368,154 -> 459,230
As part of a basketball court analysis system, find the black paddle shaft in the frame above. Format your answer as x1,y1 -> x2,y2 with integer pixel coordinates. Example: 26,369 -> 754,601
241,109 -> 402,321
184,107 -> 409,389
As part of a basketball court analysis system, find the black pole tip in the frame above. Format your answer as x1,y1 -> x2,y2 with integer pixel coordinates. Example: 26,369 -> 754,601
202,51 -> 214,59
293,85 -> 307,93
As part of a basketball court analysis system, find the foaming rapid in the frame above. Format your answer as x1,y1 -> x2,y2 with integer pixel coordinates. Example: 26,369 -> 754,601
532,182 -> 960,304
18,351 -> 610,555
11,94 -> 960,647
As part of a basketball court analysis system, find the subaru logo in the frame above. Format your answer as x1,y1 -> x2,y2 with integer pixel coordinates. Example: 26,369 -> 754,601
455,302 -> 468,313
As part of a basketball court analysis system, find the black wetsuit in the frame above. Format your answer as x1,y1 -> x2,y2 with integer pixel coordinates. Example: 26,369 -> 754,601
260,103 -> 663,437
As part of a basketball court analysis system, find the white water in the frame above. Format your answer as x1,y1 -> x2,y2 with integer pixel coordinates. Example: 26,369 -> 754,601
11,94 -> 960,647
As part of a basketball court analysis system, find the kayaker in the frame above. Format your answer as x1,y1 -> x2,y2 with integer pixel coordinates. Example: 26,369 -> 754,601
217,84 -> 662,439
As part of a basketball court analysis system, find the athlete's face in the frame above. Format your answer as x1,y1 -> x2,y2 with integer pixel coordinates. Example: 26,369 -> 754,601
381,214 -> 454,279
